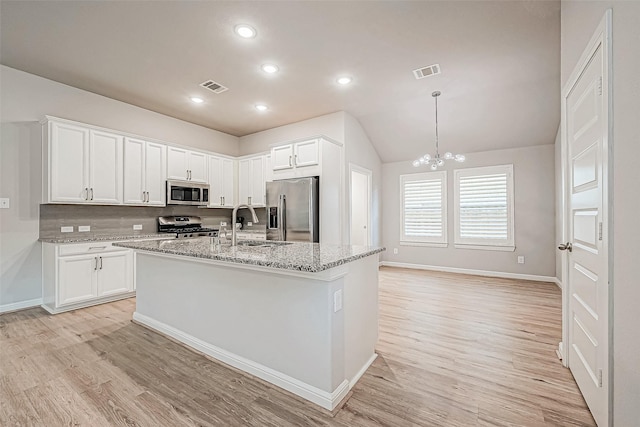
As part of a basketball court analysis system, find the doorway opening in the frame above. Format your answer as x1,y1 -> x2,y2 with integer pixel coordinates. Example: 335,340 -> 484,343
349,164 -> 372,246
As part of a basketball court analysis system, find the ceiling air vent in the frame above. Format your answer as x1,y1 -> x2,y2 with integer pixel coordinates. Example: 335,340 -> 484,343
199,80 -> 229,94
413,64 -> 441,80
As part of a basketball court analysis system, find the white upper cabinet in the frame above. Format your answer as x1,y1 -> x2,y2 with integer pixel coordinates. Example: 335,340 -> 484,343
270,139 -> 320,179
208,155 -> 236,207
188,151 -> 208,183
144,142 -> 167,205
46,120 -> 123,204
167,146 -> 208,182
238,155 -> 266,206
89,130 -> 123,204
124,137 -> 166,206
272,144 -> 294,171
49,121 -> 90,203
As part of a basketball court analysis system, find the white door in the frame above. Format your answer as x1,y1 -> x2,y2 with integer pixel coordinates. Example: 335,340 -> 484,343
89,130 -> 123,204
50,122 -> 89,203
167,146 -> 188,180
350,167 -> 371,246
97,251 -> 132,297
562,13 -> 610,427
188,151 -> 208,183
58,255 -> 98,306
123,137 -> 145,205
145,142 -> 166,206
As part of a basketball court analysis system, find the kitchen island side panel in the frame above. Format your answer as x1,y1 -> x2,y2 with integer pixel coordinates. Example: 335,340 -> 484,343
133,252 -> 343,393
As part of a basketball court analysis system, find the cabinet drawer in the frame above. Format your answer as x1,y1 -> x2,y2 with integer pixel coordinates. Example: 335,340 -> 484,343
58,242 -> 128,256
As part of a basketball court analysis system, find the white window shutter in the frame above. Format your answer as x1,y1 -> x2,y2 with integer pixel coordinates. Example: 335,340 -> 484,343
400,171 -> 447,246
454,165 -> 514,250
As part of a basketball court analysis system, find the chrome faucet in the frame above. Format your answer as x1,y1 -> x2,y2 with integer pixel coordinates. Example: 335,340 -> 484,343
231,204 -> 259,246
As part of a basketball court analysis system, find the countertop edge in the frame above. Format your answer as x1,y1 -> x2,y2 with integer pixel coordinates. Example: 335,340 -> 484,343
113,242 -> 385,273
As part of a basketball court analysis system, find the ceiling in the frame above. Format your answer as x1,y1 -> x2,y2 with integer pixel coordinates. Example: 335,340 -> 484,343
0,1 -> 560,162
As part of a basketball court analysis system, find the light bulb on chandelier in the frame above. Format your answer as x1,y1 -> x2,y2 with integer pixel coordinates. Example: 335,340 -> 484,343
412,91 -> 465,169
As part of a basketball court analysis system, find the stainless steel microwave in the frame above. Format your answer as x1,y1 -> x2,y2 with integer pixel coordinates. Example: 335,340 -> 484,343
166,180 -> 209,206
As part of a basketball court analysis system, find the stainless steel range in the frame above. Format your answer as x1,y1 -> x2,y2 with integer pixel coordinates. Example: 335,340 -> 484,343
157,216 -> 218,239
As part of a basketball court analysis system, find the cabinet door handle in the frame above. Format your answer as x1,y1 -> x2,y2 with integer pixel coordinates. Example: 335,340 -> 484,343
90,188 -> 94,200
99,256 -> 103,270
220,196 -> 224,205
288,156 -> 292,167
94,257 -> 98,271
85,188 -> 89,200
145,191 -> 149,203
248,196 -> 252,205
294,154 -> 298,166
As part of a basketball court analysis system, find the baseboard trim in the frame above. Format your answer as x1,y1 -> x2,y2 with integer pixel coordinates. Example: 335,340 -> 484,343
133,312 -> 350,410
0,298 -> 43,314
350,353 -> 377,389
380,261 -> 557,283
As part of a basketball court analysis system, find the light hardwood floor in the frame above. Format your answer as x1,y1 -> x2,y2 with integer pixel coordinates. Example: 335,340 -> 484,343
0,267 -> 595,426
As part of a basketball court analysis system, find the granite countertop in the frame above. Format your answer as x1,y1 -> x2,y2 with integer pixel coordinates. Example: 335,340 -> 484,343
39,233 -> 171,244
113,237 -> 385,272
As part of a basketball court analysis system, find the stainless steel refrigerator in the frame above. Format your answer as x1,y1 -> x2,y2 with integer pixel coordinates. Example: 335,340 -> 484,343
266,177 -> 319,242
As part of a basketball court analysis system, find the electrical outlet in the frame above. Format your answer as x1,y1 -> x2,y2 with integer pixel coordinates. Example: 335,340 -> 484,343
78,225 -> 90,232
393,248 -> 398,255
333,289 -> 343,313
133,224 -> 143,231
220,221 -> 227,227
247,221 -> 253,227
61,226 -> 73,233
517,256 -> 525,264
0,198 -> 9,209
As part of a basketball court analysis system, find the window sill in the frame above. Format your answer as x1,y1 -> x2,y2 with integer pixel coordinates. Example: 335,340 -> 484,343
400,241 -> 448,248
453,244 -> 515,252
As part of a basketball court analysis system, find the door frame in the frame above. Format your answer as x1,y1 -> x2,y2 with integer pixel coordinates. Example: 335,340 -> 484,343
560,9 -> 612,425
349,163 -> 372,246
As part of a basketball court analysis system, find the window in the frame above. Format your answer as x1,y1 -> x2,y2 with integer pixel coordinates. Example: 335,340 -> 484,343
400,171 -> 447,247
454,165 -> 514,251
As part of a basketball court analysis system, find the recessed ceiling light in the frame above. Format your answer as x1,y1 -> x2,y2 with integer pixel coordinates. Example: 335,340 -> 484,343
261,64 -> 279,74
337,76 -> 352,85
255,104 -> 268,111
190,97 -> 204,104
235,24 -> 256,38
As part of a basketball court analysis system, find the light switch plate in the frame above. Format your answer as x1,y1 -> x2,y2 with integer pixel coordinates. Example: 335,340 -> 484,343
78,226 -> 91,232
0,198 -> 9,209
61,226 -> 74,233
133,224 -> 143,230
333,289 -> 343,313
517,256 -> 525,264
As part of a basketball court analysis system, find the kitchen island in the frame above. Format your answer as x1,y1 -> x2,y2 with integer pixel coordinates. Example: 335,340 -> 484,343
114,238 -> 384,410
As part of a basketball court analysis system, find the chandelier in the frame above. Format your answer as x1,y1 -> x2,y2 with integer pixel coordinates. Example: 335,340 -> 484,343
412,91 -> 465,170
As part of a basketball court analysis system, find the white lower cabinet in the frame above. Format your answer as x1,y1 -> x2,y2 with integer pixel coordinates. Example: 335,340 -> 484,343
43,242 -> 134,314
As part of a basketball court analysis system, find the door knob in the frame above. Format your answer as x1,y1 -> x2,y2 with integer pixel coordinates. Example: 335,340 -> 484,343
558,242 -> 573,252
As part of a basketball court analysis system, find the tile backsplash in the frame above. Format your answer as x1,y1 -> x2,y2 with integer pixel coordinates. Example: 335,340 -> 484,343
39,204 -> 237,239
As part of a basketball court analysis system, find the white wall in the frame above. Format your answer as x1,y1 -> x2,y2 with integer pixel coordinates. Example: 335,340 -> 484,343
382,145 -> 556,278
238,111 -> 345,155
344,113 -> 382,247
0,122 -> 42,308
561,1 -> 640,424
0,66 -> 239,308
1,66 -> 239,155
